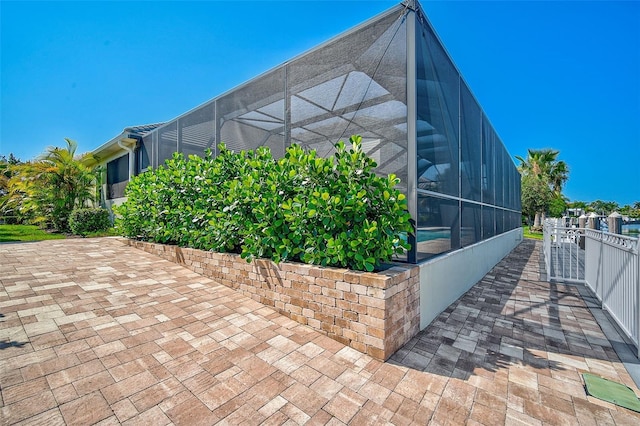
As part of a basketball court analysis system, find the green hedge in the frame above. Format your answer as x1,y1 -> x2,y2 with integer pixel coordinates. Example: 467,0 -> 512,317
116,136 -> 412,271
69,207 -> 111,236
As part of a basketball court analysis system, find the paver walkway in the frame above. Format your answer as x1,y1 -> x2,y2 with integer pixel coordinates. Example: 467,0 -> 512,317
1,238 -> 639,425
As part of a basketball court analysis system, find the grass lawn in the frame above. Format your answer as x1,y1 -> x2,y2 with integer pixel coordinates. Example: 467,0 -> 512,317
523,227 -> 543,240
0,225 -> 67,242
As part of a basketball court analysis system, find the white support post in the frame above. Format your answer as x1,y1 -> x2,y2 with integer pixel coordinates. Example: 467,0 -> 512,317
118,138 -> 137,180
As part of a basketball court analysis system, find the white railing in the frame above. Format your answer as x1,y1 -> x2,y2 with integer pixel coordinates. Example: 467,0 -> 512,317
543,219 -> 640,356
584,229 -> 639,352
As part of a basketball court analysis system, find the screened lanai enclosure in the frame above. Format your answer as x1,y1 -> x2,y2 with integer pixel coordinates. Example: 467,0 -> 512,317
101,0 -> 521,264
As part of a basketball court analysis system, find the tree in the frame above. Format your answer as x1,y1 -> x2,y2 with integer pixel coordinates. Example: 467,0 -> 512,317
0,154 -> 21,193
4,160 -> 46,225
548,194 -> 568,218
0,157 -> 10,197
3,139 -> 98,231
0,154 -> 23,223
588,200 -> 619,215
521,174 -> 552,226
619,205 -> 634,217
568,200 -> 588,210
516,148 -> 569,226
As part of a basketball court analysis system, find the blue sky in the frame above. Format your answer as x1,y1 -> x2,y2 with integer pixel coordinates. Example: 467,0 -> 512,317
1,0 -> 638,206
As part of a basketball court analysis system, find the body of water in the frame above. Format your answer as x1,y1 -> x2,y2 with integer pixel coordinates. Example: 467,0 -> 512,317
622,223 -> 640,236
417,229 -> 450,242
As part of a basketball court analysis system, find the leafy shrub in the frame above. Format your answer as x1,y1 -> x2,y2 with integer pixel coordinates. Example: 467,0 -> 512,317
69,207 -> 111,236
116,135 -> 412,271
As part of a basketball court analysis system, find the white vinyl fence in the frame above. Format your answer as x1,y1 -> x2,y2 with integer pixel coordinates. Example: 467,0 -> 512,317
543,219 -> 640,356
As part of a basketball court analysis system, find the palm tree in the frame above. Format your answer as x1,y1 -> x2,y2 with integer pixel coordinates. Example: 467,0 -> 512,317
516,149 -> 555,177
40,139 -> 98,230
516,148 -> 569,226
516,148 -> 568,193
0,158 -> 9,197
4,139 -> 98,231
588,200 -> 619,216
548,160 -> 569,195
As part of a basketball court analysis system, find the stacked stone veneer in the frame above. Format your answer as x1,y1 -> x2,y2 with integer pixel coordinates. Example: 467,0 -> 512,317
122,239 -> 420,360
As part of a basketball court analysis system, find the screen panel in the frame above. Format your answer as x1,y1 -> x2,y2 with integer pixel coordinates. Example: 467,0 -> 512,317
158,122 -> 178,167
106,154 -> 129,199
481,115 -> 495,206
139,135 -> 152,172
287,10 -> 408,190
217,67 -> 286,157
461,202 -> 482,247
496,208 -> 505,235
482,205 -> 495,240
417,194 -> 460,260
179,102 -> 215,158
460,81 -> 481,202
416,20 -> 460,198
495,140 -> 505,208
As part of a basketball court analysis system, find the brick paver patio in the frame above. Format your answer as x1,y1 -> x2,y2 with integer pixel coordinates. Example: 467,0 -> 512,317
1,238 -> 639,425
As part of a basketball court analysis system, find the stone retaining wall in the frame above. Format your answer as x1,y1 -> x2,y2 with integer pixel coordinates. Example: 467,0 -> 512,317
122,239 -> 420,360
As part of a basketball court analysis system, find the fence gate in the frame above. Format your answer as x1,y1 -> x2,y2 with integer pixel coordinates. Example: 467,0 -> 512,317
543,219 -> 585,283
